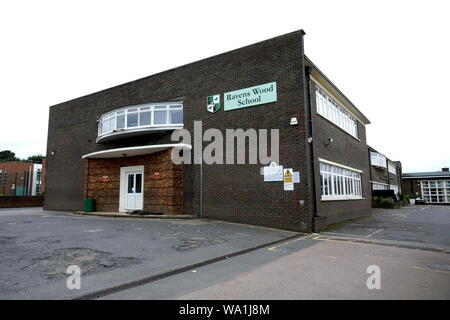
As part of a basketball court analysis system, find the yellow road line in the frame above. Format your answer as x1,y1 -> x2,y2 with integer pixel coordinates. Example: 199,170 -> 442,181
267,234 -> 313,251
312,235 -> 376,247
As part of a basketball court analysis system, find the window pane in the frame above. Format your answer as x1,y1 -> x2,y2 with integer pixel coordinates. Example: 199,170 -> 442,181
154,110 -> 167,124
127,113 -> 138,127
169,110 -> 183,124
135,174 -> 142,193
320,173 -> 324,195
117,114 -> 125,129
127,174 -> 134,193
109,118 -> 115,131
140,111 -> 151,126
324,174 -> 329,195
102,118 -> 107,133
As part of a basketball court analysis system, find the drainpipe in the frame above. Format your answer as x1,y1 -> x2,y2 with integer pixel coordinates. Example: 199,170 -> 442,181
385,158 -> 390,192
28,164 -> 33,196
14,173 -> 17,196
305,66 -> 318,216
368,149 -> 373,197
199,158 -> 203,219
86,159 -> 90,199
23,170 -> 27,196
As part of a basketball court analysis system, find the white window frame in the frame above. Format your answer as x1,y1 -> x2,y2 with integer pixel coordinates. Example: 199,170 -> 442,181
390,184 -> 399,194
388,161 -> 397,175
370,152 -> 387,168
371,181 -> 400,194
315,84 -> 359,139
98,102 -> 183,139
319,158 -> 363,201
420,180 -> 450,203
372,182 -> 388,190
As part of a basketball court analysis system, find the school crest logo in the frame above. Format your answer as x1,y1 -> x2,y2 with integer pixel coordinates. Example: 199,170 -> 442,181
207,95 -> 220,113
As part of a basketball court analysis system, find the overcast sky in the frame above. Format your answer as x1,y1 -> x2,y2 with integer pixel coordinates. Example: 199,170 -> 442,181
0,0 -> 448,172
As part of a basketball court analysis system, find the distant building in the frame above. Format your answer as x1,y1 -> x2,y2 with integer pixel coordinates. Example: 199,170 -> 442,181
0,161 -> 45,196
368,146 -> 402,198
402,168 -> 450,204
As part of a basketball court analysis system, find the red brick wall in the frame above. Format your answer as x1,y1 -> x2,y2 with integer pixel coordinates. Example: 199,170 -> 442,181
41,158 -> 47,194
0,161 -> 34,196
0,196 -> 43,208
84,149 -> 182,214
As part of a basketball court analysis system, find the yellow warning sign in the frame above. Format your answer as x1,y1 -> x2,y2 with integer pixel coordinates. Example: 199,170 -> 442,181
283,169 -> 293,183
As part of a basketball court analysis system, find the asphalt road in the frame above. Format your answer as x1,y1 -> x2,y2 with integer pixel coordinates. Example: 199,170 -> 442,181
322,205 -> 450,249
1,205 -> 449,299
175,237 -> 450,299
102,205 -> 450,300
0,207 -> 296,299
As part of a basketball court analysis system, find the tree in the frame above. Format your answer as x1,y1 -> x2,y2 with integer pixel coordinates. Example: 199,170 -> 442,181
27,154 -> 45,163
0,150 -> 20,162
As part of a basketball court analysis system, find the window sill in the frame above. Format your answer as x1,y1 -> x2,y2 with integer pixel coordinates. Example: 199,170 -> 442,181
321,197 -> 365,201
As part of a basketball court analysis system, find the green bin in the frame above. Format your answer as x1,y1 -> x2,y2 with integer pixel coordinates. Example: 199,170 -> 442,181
84,198 -> 95,212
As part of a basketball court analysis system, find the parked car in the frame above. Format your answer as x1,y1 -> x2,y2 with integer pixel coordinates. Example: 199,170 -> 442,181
415,197 -> 426,205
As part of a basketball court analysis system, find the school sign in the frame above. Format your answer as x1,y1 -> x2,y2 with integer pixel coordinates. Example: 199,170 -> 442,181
224,82 -> 277,111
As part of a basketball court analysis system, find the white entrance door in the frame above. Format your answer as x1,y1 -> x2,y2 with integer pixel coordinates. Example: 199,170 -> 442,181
119,166 -> 144,212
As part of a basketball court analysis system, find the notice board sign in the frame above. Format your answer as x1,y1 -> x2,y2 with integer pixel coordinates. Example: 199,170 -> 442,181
283,168 -> 294,191
263,164 -> 283,182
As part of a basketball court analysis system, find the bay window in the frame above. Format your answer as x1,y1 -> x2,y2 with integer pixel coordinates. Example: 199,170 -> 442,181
97,102 -> 183,141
